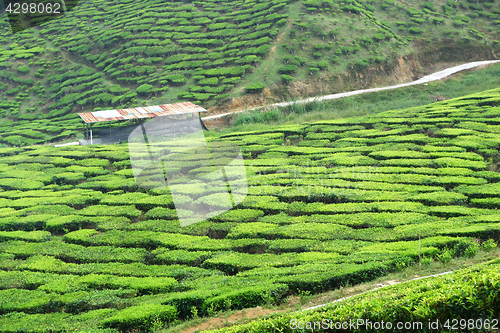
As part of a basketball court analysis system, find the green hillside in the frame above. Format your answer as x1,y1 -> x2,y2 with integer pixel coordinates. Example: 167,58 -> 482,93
1,0 -> 500,145
207,258 -> 500,333
0,86 -> 499,331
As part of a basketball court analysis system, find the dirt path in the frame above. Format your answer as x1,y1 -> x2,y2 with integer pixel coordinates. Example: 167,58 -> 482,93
180,307 -> 289,333
260,18 -> 294,74
300,271 -> 453,312
202,59 -> 500,121
177,270 -> 456,333
233,18 -> 295,95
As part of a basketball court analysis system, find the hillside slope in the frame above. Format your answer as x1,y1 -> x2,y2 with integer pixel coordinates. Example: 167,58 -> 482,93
0,86 -> 499,331
207,258 -> 500,333
1,0 -> 500,145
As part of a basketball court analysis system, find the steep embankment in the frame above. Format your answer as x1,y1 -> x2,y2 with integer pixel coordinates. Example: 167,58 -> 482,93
206,259 -> 500,333
202,60 -> 500,122
211,44 -> 500,116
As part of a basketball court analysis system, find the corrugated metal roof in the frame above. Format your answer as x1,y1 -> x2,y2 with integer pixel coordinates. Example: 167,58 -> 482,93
78,102 -> 207,123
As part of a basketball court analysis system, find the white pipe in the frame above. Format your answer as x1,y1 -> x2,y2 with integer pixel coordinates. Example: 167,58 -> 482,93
90,128 -> 93,145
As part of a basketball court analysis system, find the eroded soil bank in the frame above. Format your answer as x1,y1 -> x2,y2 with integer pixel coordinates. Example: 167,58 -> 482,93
207,42 -> 499,117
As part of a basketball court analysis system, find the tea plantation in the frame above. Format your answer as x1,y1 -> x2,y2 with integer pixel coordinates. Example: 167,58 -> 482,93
208,258 -> 500,333
0,87 -> 499,331
1,0 -> 500,145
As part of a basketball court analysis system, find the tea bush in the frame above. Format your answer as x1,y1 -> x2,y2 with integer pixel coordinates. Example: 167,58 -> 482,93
1,83 -> 500,332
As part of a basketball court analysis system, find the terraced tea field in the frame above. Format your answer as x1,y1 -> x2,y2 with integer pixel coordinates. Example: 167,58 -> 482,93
1,0 -> 500,145
0,87 -> 499,331
208,258 -> 500,333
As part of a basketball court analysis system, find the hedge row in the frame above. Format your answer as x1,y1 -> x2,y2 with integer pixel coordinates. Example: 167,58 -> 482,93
202,252 -> 342,274
0,288 -> 133,315
1,253 -> 219,281
0,240 -> 148,264
101,304 -> 177,331
0,310 -> 119,332
209,260 -> 500,333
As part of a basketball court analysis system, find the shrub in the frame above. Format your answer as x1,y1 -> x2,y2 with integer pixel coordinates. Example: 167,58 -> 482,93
281,75 -> 294,84
76,205 -> 141,218
317,60 -> 328,69
202,284 -> 289,314
152,249 -> 212,266
481,239 -> 497,252
54,172 -> 85,184
1,240 -> 148,264
471,197 -> 500,209
244,83 -> 266,94
277,65 -> 298,74
101,304 -> 177,331
455,183 -> 500,198
144,207 -> 178,220
408,27 -> 424,34
135,84 -> 153,95
75,158 -> 110,167
135,195 -> 176,210
162,289 -> 221,319
0,230 -> 52,242
45,215 -> 88,233
437,249 -> 453,263
212,209 -> 264,222
409,191 -> 467,205
0,178 -> 45,190
63,229 -> 100,245
65,166 -> 108,177
463,242 -> 479,258
0,288 -> 68,313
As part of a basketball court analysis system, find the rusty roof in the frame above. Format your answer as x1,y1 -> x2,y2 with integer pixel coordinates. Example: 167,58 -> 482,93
78,102 -> 207,123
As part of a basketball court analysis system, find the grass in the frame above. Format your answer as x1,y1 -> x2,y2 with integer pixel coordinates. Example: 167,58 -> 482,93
230,1 -> 302,95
